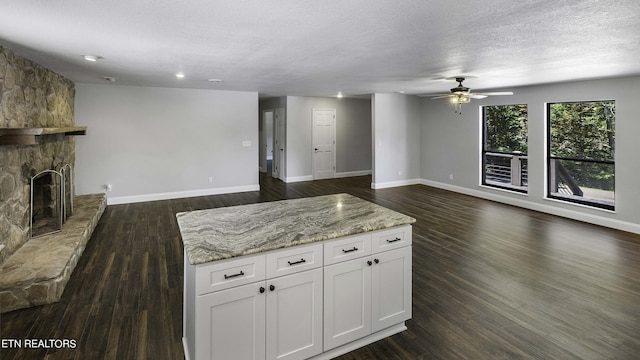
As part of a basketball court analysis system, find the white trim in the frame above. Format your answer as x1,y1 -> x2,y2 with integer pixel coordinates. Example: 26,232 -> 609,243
420,179 -> 640,235
283,172 -> 371,182
371,178 -> 422,189
284,175 -> 314,183
308,323 -> 407,360
182,337 -> 192,360
335,170 -> 372,178
106,184 -> 260,205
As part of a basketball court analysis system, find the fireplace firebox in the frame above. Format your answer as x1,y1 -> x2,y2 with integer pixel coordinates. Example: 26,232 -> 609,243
30,164 -> 74,238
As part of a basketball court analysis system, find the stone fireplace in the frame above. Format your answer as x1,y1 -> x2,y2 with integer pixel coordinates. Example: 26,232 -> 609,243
0,45 -> 106,313
0,45 -> 76,265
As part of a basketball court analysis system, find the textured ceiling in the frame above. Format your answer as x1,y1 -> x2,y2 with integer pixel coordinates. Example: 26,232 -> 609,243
1,0 -> 639,97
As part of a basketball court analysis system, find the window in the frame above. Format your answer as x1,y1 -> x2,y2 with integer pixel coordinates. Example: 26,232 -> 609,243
482,104 -> 528,192
547,101 -> 615,210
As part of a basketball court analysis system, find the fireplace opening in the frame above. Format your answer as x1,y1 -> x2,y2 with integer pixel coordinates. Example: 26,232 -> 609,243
30,169 -> 64,238
29,164 -> 74,238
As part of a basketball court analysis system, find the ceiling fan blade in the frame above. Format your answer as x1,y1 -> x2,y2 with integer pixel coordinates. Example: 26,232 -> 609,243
469,94 -> 488,99
416,93 -> 450,98
474,91 -> 514,96
429,94 -> 453,99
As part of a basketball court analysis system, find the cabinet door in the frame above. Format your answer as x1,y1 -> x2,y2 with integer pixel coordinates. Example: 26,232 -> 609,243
323,257 -> 372,351
371,246 -> 412,333
266,268 -> 323,360
196,282 -> 266,360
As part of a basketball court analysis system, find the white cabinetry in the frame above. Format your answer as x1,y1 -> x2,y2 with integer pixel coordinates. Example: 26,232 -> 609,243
185,243 -> 323,360
266,268 -> 323,360
183,225 -> 412,360
323,226 -> 412,351
196,281 -> 267,360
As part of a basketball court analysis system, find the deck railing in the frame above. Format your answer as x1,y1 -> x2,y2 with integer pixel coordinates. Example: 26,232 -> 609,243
483,152 -> 528,191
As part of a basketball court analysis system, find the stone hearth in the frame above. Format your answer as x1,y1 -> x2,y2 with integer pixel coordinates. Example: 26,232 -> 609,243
0,194 -> 106,313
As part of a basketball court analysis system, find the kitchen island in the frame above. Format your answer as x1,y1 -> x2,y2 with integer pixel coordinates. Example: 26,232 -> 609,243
177,193 -> 415,360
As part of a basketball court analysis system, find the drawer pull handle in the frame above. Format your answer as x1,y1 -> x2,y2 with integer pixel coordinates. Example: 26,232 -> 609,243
270,284 -> 275,291
342,247 -> 358,253
374,258 -> 379,264
224,271 -> 245,279
259,286 -> 265,294
386,237 -> 402,243
288,258 -> 306,266
367,260 -> 372,266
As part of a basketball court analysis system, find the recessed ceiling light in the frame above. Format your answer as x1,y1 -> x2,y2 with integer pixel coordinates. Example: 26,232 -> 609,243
83,55 -> 103,62
103,76 -> 117,82
337,92 -> 343,98
208,78 -> 223,83
395,91 -> 406,94
176,72 -> 185,79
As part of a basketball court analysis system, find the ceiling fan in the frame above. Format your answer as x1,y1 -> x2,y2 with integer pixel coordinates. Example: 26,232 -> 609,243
423,77 -> 514,113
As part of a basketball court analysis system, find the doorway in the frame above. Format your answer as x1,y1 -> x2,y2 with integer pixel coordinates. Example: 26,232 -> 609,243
268,108 -> 285,181
262,110 -> 274,174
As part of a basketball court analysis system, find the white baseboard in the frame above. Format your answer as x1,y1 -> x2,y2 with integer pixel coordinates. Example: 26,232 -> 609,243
371,178 -> 422,189
106,184 -> 260,205
308,323 -> 407,360
335,170 -> 372,178
284,175 -> 314,183
286,171 -> 372,183
420,179 -> 640,235
182,337 -> 192,360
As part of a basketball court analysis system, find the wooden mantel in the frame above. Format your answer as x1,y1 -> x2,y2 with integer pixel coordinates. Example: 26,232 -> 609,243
0,126 -> 87,145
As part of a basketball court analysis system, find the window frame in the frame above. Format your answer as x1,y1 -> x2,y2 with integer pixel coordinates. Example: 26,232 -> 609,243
546,100 -> 615,211
481,104 -> 529,194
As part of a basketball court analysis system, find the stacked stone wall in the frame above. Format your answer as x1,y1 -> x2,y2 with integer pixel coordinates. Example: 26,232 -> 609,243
0,45 -> 75,265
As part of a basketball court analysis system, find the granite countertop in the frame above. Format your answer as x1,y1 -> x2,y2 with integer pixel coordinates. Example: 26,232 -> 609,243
176,193 -> 416,265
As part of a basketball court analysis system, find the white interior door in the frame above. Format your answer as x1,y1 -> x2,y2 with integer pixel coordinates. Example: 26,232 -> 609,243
313,108 -> 336,180
273,108 -> 286,180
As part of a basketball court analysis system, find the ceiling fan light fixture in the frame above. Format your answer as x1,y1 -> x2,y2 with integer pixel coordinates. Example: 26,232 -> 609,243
450,94 -> 470,104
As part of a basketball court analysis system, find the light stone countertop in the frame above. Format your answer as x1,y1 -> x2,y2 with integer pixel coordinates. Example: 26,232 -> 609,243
176,193 -> 416,265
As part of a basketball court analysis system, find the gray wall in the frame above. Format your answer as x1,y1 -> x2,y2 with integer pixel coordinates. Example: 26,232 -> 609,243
285,96 -> 372,181
420,75 -> 640,232
372,93 -> 421,188
74,84 -> 259,204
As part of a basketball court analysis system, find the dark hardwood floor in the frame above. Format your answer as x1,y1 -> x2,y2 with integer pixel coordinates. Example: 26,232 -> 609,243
2,173 -> 640,359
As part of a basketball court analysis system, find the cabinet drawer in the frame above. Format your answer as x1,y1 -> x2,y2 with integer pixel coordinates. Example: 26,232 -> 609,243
266,243 -> 323,278
196,254 -> 266,295
371,225 -> 412,253
324,233 -> 371,265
